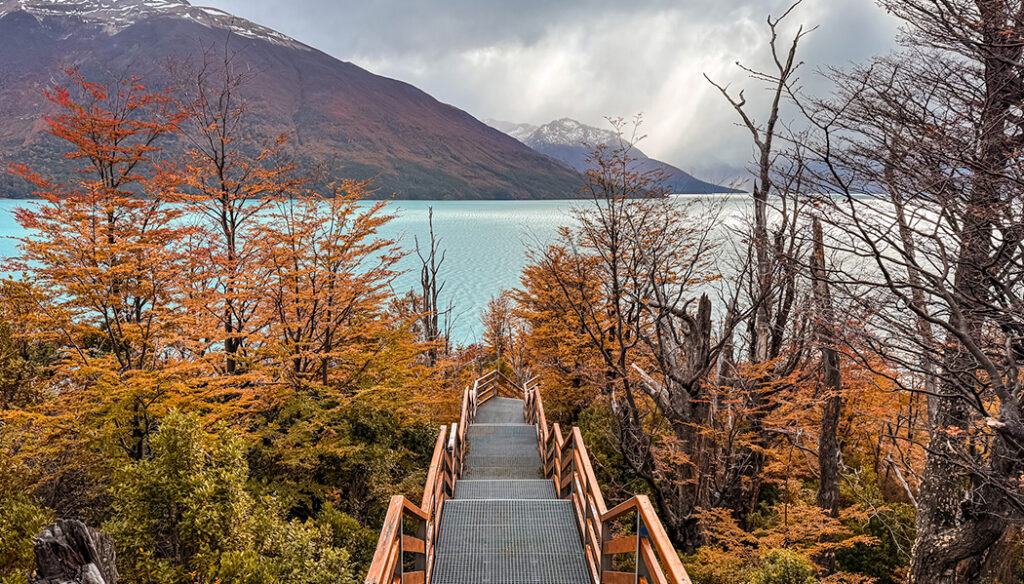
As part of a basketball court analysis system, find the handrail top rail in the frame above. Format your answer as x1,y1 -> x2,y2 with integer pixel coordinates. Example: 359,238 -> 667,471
401,496 -> 429,521
528,381 -> 692,584
477,369 -> 526,389
569,426 -> 608,514
602,495 -> 691,584
420,424 -> 449,510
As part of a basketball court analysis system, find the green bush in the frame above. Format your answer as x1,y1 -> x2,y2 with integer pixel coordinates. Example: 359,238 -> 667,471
835,502 -> 915,584
318,504 -> 380,582
576,404 -> 649,496
105,410 -> 354,584
247,394 -> 436,524
0,436 -> 54,584
745,549 -> 818,584
0,494 -> 54,584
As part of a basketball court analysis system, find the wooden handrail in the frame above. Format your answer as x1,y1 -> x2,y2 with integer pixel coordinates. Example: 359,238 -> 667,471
369,371 -> 691,584
475,369 -> 527,405
525,385 -> 692,584
366,378 -> 483,584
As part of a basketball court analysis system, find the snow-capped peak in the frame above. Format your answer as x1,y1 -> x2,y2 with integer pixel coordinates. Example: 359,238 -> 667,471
485,119 -> 538,142
527,118 -> 627,148
0,0 -> 311,51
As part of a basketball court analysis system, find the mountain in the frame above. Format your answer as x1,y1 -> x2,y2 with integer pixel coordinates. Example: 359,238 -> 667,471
0,0 -> 584,199
487,120 -> 539,142
487,118 -> 738,194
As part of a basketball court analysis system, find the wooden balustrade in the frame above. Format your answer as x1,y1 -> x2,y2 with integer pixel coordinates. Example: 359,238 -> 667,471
525,385 -> 693,584
366,379 -> 483,584
600,496 -> 692,584
365,425 -> 449,584
368,371 -> 692,584
473,369 -> 526,404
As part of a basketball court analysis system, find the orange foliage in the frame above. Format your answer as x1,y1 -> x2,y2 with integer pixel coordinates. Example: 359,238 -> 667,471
256,182 -> 414,395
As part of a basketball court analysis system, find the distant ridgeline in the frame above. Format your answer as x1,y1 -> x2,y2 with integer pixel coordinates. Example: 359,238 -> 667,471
0,0 -> 582,200
488,118 -> 740,195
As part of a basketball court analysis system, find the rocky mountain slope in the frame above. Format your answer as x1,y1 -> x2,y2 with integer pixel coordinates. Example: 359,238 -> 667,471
488,118 -> 737,194
0,0 -> 584,199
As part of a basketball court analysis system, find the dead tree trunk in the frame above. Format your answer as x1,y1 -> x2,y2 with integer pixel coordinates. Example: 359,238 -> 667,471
415,207 -> 448,366
32,520 -> 118,584
811,218 -> 841,518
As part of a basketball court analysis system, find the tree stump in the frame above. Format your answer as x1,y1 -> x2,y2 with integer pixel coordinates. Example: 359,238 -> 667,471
32,519 -> 118,584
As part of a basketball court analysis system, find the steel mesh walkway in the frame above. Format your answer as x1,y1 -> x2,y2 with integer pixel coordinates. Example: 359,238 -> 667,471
365,371 -> 692,584
473,397 -> 527,424
461,424 -> 543,479
453,480 -> 557,500
432,397 -> 590,584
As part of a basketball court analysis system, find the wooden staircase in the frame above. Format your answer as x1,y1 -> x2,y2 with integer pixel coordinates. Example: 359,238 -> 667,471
365,370 -> 692,584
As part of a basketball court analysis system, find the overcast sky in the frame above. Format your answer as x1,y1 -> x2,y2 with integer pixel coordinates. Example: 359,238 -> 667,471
200,0 -> 900,183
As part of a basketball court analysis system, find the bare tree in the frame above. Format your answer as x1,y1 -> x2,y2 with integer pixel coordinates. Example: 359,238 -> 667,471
414,207 -> 451,365
705,0 -> 814,366
799,1 -> 1024,581
520,120 -> 759,545
809,217 -> 841,521
704,0 -> 818,520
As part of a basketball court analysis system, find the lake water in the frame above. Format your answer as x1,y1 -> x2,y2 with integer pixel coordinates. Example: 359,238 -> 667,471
0,199 -> 580,343
0,197 -> 758,342
381,200 -> 576,342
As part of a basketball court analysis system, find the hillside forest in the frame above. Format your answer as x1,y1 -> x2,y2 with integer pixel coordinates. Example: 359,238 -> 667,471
3,1 -> 1024,584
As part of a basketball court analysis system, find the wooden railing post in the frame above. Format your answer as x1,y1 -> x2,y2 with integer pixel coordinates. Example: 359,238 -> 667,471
636,512 -> 651,584
523,375 -> 693,584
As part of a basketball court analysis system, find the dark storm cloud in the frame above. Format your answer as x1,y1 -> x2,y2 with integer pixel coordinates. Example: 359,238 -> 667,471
199,0 -> 899,182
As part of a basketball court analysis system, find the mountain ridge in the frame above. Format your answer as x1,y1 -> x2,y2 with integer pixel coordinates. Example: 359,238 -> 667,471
0,0 -> 585,199
0,0 -> 312,50
487,117 -> 738,194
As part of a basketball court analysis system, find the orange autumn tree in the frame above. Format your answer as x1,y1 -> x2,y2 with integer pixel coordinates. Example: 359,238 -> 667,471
257,180 -> 414,394
514,243 -> 606,424
8,69 -> 190,459
174,51 -> 305,379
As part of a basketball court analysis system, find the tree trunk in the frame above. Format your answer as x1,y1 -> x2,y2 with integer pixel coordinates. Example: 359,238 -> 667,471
33,520 -> 118,584
908,4 -> 1019,581
811,218 -> 841,521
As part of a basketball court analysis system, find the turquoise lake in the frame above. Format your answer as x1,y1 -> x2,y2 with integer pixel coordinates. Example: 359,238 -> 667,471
0,199 -> 578,343
0,197 -> 754,342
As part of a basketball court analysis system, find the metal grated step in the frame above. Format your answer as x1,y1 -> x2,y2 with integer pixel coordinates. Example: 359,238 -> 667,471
463,424 -> 542,479
461,466 -> 544,480
454,480 -> 557,500
432,500 -> 590,584
474,397 -> 526,424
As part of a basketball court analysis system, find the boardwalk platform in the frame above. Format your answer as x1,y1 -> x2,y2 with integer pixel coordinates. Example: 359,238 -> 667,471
433,397 -> 589,584
365,370 -> 692,584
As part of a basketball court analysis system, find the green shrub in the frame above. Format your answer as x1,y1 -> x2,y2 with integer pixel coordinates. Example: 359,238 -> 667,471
576,404 -> 649,496
835,502 -> 915,584
318,503 -> 380,581
247,395 -> 436,524
745,549 -> 818,584
0,435 -> 54,584
0,494 -> 54,584
105,410 -> 354,584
